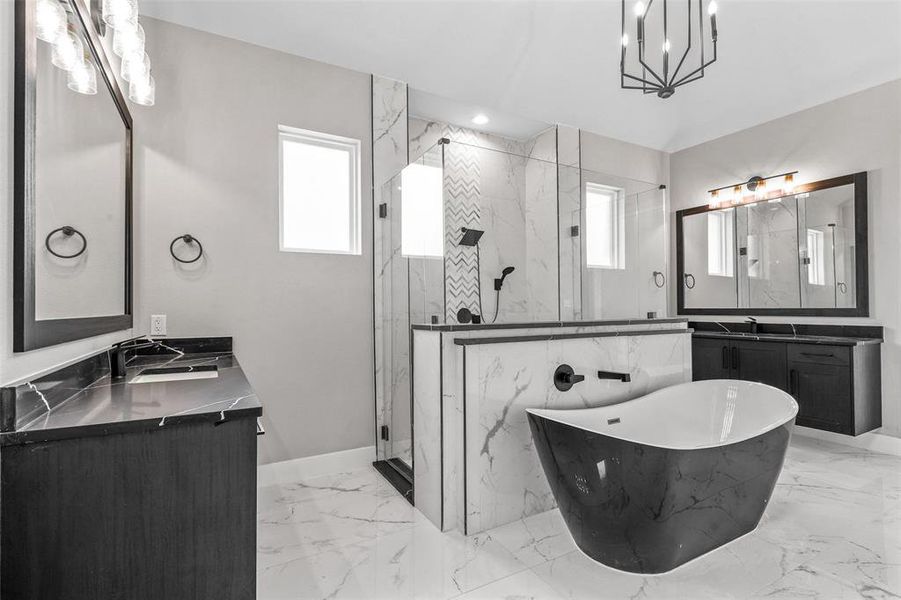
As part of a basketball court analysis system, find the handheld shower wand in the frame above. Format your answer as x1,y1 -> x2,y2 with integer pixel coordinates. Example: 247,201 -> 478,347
491,266 -> 515,323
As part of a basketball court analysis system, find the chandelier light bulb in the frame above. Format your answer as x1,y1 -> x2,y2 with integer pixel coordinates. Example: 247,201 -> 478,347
36,0 -> 66,44
103,0 -> 138,30
663,39 -> 671,53
121,51 -> 150,83
633,1 -> 646,17
128,74 -> 155,106
67,59 -> 97,95
113,22 -> 145,58
51,29 -> 83,71
621,33 -> 629,47
708,1 -> 718,15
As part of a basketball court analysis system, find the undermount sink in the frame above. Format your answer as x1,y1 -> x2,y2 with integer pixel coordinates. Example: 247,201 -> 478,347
130,365 -> 219,384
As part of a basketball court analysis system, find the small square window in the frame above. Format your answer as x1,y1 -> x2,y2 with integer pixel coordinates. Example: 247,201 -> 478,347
585,183 -> 625,270
279,126 -> 361,255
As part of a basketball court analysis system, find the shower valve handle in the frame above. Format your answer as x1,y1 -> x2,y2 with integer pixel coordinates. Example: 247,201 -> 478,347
554,364 -> 584,392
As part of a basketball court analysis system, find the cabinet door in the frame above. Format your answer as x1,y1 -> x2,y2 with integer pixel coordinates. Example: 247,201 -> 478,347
789,361 -> 852,434
691,337 -> 731,380
732,340 -> 788,391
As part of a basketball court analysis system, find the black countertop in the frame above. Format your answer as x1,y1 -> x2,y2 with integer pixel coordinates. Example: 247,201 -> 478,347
692,330 -> 882,347
0,338 -> 261,446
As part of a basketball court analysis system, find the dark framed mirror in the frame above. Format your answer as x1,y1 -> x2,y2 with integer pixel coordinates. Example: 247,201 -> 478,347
676,172 -> 868,317
14,0 -> 133,351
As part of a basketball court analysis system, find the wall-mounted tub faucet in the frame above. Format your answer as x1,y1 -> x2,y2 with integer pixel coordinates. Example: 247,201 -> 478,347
598,370 -> 631,382
554,364 -> 584,392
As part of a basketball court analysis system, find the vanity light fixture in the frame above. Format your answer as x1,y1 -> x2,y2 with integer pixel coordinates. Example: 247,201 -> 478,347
50,27 -> 83,71
36,0 -> 66,43
67,56 -> 97,94
707,171 -> 800,208
471,114 -> 490,125
620,0 -> 719,98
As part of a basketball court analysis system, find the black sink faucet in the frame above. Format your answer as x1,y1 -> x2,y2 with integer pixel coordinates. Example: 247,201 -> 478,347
109,338 -> 183,378
746,317 -> 759,334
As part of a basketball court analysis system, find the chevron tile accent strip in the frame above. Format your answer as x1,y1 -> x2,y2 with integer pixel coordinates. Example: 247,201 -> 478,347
444,143 -> 483,321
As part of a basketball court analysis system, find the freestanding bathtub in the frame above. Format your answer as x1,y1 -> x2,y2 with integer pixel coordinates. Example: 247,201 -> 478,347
527,379 -> 798,574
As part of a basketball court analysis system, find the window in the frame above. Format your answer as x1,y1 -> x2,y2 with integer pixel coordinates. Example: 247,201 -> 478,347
401,163 -> 444,258
807,228 -> 825,285
279,126 -> 361,255
707,210 -> 734,277
585,183 -> 625,269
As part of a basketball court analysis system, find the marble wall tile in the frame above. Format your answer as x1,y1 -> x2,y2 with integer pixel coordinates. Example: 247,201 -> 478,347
462,332 -> 692,534
412,330 -> 442,528
524,129 -> 560,322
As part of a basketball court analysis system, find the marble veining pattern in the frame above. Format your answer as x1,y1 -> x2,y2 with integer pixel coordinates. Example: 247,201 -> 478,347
256,435 -> 901,599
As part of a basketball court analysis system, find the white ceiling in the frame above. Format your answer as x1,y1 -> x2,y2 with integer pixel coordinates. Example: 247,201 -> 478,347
141,0 -> 901,152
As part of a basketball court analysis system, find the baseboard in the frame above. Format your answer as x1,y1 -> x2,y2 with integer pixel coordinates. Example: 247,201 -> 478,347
257,445 -> 377,487
793,426 -> 901,457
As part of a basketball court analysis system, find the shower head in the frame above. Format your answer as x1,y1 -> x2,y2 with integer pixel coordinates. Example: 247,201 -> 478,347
494,266 -> 515,291
458,227 -> 484,247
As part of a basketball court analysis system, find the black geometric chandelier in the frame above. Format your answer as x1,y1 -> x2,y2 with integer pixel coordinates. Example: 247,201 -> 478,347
620,0 -> 719,98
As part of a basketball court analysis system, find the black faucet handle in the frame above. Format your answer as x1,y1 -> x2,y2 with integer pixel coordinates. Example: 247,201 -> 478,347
554,364 -> 584,392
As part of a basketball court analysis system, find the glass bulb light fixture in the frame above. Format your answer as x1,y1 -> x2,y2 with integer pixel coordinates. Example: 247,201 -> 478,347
36,0 -> 66,43
128,74 -> 155,106
51,29 -> 83,71
102,0 -> 137,30
121,51 -> 150,83
621,0 -> 719,99
113,22 -> 145,57
67,58 -> 97,94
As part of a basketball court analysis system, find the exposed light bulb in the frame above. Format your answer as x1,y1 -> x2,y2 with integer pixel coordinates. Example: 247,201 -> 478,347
621,33 -> 629,47
471,114 -> 489,125
754,178 -> 767,199
708,1 -> 718,15
783,173 -> 795,194
120,51 -> 150,83
708,190 -> 719,208
67,59 -> 97,95
662,39 -> 671,53
731,185 -> 742,204
113,22 -> 145,58
51,29 -> 83,71
633,1 -> 646,16
36,0 -> 66,43
128,74 -> 155,106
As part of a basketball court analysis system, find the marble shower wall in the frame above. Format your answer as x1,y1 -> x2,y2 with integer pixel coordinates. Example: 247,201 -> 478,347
738,197 -> 801,309
557,126 -> 582,320
462,330 -> 693,534
372,76 -> 409,462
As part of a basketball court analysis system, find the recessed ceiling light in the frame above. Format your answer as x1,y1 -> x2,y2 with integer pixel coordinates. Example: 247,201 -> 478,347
471,114 -> 489,125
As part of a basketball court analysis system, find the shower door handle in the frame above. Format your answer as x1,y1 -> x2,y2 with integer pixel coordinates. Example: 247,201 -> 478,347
731,347 -> 740,371
721,346 -> 729,370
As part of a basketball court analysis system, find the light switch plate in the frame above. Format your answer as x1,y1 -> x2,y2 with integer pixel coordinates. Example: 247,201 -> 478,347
150,314 -> 167,336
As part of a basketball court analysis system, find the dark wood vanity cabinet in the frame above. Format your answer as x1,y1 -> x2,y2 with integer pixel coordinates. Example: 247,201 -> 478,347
692,338 -> 788,391
692,335 -> 881,435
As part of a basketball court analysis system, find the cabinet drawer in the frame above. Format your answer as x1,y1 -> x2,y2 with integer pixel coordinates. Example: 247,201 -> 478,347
787,344 -> 850,367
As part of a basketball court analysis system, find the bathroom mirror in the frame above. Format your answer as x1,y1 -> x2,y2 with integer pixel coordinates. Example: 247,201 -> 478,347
14,0 -> 133,351
676,172 -> 867,317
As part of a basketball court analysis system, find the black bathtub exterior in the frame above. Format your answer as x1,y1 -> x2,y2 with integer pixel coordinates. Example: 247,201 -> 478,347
528,413 -> 793,574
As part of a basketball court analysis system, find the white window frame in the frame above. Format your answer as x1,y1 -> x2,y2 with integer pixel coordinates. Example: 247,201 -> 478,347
278,125 -> 362,255
585,182 -> 625,270
707,209 -> 734,277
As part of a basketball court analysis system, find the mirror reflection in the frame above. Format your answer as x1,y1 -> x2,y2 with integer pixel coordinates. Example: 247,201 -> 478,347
679,180 -> 860,312
33,1 -> 127,321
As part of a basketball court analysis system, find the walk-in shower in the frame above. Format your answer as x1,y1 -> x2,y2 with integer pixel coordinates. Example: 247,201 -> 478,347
374,133 -> 668,469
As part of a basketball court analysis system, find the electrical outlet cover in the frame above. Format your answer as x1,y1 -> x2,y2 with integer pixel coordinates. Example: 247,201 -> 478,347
150,314 -> 167,336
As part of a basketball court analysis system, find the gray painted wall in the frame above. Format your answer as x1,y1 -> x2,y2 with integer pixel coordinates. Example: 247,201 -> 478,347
132,18 -> 375,464
670,79 -> 901,435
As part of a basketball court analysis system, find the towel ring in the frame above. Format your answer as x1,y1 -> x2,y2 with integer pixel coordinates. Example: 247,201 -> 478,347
45,226 -> 87,259
837,281 -> 847,294
169,234 -> 203,264
684,273 -> 696,289
652,271 -> 666,288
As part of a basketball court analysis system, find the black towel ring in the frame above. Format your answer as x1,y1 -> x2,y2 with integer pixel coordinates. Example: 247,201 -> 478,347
45,226 -> 87,259
684,273 -> 696,289
653,271 -> 666,288
169,234 -> 203,264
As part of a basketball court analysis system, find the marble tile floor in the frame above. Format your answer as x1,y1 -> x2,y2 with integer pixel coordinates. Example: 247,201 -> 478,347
257,435 -> 901,599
